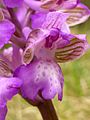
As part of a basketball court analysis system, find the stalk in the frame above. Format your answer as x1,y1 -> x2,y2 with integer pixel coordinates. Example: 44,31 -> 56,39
24,97 -> 59,120
7,8 -> 25,38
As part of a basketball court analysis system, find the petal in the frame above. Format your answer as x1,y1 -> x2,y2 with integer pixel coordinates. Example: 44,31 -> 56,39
24,0 -> 44,11
57,0 -> 79,9
31,11 -> 69,29
0,106 -> 7,120
53,30 -> 71,49
3,47 -> 13,62
31,12 -> 46,29
65,3 -> 90,26
22,45 -> 34,65
0,56 -> 12,77
40,0 -> 79,10
55,34 -> 89,62
0,20 -> 15,48
16,4 -> 28,23
45,28 -> 60,48
16,4 -> 32,27
41,11 -> 69,29
61,22 -> 70,33
24,0 -> 78,11
22,27 -> 32,39
3,0 -> 23,8
40,0 -> 57,10
14,59 -> 64,101
0,77 -> 22,107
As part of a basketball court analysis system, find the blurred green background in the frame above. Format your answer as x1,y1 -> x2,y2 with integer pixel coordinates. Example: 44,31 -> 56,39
7,1 -> 90,120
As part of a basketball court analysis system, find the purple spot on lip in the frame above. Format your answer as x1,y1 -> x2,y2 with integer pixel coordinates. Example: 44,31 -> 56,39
36,78 -> 39,82
44,66 -> 47,69
14,59 -> 64,101
50,83 -> 53,87
42,72 -> 46,77
37,65 -> 40,68
50,78 -> 52,81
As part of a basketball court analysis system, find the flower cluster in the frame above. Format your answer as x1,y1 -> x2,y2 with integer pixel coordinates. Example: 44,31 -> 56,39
0,0 -> 90,119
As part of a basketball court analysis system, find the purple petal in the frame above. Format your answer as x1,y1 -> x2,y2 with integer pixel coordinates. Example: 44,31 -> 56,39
25,0 -> 59,12
41,0 -> 57,10
0,77 -> 22,107
24,0 -> 43,11
0,20 -> 15,48
22,27 -> 32,39
14,59 -> 64,101
58,0 -> 80,9
41,12 -> 69,29
31,11 -> 69,29
0,106 -> 7,120
61,23 -> 70,33
55,34 -> 89,62
53,30 -> 71,49
45,29 -> 70,49
16,4 -> 29,26
39,0 -> 79,11
45,28 -> 60,48
66,3 -> 90,26
31,12 -> 46,29
3,0 -> 23,8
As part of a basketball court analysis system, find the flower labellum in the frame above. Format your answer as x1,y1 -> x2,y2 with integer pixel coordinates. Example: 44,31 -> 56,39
14,59 -> 64,101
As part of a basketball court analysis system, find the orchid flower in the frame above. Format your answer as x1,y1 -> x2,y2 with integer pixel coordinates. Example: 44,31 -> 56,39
0,0 -> 90,120
14,11 -> 88,102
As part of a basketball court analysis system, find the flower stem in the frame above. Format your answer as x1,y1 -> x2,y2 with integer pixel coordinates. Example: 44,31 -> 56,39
37,100 -> 59,120
7,8 -> 25,38
10,35 -> 26,49
24,97 -> 59,120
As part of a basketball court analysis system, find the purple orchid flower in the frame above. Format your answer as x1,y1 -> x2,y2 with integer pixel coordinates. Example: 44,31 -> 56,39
13,11 -> 88,102
0,0 -> 90,120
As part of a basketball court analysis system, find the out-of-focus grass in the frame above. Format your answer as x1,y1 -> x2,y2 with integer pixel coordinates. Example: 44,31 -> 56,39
7,1 -> 90,120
